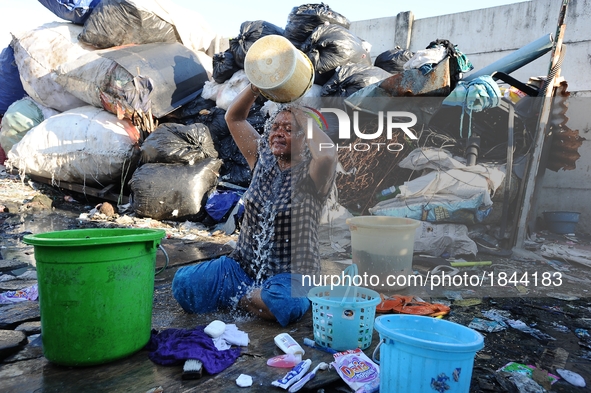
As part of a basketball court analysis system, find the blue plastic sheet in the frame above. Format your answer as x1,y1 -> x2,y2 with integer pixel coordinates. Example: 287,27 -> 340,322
370,193 -> 491,225
0,45 -> 27,115
442,75 -> 502,137
37,0 -> 101,25
205,190 -> 242,222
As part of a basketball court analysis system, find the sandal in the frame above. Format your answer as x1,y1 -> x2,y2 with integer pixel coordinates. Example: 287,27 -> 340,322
377,294 -> 450,317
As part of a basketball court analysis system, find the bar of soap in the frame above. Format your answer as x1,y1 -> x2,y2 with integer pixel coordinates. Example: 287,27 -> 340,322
204,320 -> 226,338
236,374 -> 253,387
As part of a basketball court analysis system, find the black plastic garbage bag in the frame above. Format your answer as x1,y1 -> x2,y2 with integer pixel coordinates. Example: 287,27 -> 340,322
313,69 -> 336,86
38,0 -> 101,25
427,39 -> 474,90
187,105 -> 262,187
284,3 -> 350,49
167,95 -> 216,120
302,24 -> 370,75
78,0 -> 179,49
220,157 -> 252,187
374,47 -> 414,73
193,107 -> 231,144
212,49 -> 241,83
246,101 -> 267,135
321,63 -> 391,97
216,134 -> 241,163
140,122 -> 218,164
192,105 -> 266,150
229,20 -> 285,69
129,158 -> 222,221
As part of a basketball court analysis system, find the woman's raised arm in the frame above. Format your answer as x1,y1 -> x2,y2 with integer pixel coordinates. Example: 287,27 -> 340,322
292,108 -> 338,196
224,84 -> 262,170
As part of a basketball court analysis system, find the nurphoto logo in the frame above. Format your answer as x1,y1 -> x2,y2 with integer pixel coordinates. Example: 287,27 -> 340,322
305,107 -> 419,152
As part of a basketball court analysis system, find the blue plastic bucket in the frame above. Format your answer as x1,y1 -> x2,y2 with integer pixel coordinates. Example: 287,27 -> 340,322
543,211 -> 580,234
307,264 -> 381,351
374,315 -> 484,393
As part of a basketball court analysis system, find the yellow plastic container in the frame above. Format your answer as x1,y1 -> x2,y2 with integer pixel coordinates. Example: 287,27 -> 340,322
244,35 -> 314,103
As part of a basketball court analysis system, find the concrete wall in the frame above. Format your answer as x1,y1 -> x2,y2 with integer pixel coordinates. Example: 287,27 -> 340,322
350,0 -> 591,235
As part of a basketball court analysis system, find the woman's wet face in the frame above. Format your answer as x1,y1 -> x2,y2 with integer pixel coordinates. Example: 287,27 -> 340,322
269,110 -> 304,159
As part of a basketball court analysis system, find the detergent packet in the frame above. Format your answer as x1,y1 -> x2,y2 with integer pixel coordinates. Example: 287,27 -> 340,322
331,348 -> 380,392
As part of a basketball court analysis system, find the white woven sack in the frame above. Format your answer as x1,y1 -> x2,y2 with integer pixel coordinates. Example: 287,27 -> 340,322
152,0 -> 216,53
7,106 -> 137,186
54,51 -> 119,109
11,22 -> 95,112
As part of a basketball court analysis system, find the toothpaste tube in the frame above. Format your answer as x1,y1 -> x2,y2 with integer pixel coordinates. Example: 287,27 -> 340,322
271,359 -> 312,389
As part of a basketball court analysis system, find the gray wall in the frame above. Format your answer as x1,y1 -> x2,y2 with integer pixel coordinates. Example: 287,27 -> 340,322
350,0 -> 591,235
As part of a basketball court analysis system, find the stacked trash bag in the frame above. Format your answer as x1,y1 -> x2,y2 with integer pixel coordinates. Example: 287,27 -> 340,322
1,1 -> 502,244
210,4 -> 395,98
0,1 -> 391,225
201,2 -> 511,257
0,0 -> 221,223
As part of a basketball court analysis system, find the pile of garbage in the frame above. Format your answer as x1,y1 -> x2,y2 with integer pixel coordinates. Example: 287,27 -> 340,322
0,1 -> 579,257
0,0 -> 221,221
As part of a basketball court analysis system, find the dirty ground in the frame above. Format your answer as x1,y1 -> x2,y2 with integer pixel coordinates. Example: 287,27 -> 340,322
1,168 -> 591,393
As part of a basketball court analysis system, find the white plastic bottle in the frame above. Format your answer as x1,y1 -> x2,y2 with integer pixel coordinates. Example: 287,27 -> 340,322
274,333 -> 305,358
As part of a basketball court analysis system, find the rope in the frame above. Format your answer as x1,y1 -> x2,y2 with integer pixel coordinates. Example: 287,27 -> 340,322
538,45 -> 566,97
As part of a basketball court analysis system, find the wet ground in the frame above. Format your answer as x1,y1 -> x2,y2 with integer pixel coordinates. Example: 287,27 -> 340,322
1,166 -> 591,392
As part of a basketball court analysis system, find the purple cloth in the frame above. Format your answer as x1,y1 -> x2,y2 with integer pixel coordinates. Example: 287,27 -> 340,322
146,326 -> 241,374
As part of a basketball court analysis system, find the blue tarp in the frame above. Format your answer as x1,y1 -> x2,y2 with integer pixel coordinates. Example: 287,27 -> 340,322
205,190 -> 243,222
37,0 -> 101,25
0,45 -> 27,115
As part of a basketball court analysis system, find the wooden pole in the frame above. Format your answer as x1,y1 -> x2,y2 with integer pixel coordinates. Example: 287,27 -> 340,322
514,0 -> 569,248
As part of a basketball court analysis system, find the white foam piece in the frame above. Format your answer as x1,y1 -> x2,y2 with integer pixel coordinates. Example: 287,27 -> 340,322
236,374 -> 253,387
556,369 -> 586,387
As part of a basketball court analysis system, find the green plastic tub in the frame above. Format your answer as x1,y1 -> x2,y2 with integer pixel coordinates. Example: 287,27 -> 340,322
23,228 -> 166,366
